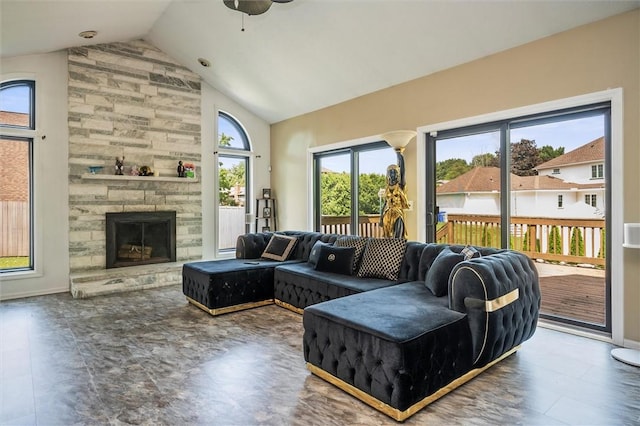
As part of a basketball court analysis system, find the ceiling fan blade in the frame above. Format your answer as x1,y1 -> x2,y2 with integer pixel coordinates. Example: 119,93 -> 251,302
223,0 -> 272,16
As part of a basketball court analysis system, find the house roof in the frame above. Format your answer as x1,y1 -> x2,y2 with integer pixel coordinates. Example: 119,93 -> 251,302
536,136 -> 604,170
436,167 -> 604,194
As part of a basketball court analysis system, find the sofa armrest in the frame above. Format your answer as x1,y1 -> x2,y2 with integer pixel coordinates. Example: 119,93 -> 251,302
448,250 -> 541,367
235,232 -> 273,259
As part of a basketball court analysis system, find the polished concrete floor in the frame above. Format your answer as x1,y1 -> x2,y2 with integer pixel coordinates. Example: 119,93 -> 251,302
1,285 -> 639,425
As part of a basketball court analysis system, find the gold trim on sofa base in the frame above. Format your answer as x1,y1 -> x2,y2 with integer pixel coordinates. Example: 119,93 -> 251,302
274,299 -> 304,315
306,345 -> 521,422
186,297 -> 273,316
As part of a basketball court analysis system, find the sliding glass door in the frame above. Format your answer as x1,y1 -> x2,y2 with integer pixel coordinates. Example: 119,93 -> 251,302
425,104 -> 611,332
314,142 -> 395,236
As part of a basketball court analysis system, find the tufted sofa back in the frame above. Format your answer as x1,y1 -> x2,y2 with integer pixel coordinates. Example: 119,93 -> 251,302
236,231 -> 339,261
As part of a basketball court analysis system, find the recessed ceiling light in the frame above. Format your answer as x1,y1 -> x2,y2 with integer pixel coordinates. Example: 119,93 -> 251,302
198,58 -> 211,68
78,30 -> 98,39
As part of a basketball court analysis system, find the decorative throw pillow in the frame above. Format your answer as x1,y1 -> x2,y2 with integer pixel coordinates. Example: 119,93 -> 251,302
308,241 -> 332,267
461,245 -> 481,260
425,247 -> 465,297
334,236 -> 368,274
314,245 -> 356,275
356,238 -> 407,281
261,234 -> 298,261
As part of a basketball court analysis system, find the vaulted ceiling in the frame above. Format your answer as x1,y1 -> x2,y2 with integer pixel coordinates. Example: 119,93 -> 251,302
1,0 -> 638,123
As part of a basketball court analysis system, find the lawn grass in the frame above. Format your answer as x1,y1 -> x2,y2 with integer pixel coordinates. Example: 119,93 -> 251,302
0,257 -> 30,269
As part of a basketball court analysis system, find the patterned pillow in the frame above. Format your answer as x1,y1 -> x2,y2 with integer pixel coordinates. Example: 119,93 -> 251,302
308,240 -> 332,267
425,247 -> 465,296
461,245 -> 481,260
357,238 -> 407,281
334,236 -> 368,274
261,234 -> 298,261
314,245 -> 356,275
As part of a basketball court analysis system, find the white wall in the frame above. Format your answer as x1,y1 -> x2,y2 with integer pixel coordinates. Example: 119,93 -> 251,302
539,162 -> 604,185
0,51 -> 70,300
200,83 -> 271,260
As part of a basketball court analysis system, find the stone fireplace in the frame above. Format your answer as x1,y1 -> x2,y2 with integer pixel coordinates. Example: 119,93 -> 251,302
105,211 -> 176,269
67,40 -> 203,298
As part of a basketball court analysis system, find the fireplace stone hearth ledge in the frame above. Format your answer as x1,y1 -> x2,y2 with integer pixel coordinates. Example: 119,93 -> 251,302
70,262 -> 184,298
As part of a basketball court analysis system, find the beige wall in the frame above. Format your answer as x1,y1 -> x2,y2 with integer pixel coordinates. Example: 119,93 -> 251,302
271,10 -> 640,341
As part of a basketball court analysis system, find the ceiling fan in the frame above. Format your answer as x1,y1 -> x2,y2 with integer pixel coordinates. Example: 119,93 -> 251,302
223,0 -> 293,16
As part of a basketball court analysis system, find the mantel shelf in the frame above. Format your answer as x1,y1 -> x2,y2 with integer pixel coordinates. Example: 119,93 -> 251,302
81,173 -> 199,183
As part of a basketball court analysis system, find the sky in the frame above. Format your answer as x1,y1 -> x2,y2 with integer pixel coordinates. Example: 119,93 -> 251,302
316,114 -> 604,175
0,84 -> 30,113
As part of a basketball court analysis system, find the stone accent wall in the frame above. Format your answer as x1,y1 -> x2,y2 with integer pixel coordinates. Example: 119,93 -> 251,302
68,40 -> 202,272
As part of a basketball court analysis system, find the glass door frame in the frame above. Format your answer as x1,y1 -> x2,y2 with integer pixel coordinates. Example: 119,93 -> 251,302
312,141 -> 392,234
422,101 -> 615,333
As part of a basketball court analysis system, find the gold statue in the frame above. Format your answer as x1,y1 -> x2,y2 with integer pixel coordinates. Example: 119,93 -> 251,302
381,162 -> 409,239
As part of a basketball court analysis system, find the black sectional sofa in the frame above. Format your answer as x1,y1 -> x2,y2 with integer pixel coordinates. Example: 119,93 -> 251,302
182,231 -> 541,421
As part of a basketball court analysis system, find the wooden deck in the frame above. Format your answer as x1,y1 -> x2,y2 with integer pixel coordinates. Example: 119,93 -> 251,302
538,273 -> 606,325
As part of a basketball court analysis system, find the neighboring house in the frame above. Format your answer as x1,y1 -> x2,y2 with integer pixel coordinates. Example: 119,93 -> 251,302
436,137 -> 606,219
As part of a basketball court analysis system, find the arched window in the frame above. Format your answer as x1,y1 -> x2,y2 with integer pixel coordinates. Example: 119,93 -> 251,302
0,80 -> 35,272
218,111 -> 250,150
216,111 -> 251,253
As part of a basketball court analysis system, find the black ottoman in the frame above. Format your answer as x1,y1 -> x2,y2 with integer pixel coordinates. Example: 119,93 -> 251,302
183,259 -> 283,316
303,282 -> 474,421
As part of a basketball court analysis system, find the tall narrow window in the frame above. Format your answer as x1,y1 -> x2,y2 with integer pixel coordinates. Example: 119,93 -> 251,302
1,80 -> 35,272
558,194 -> 564,208
217,111 -> 251,253
591,164 -> 604,179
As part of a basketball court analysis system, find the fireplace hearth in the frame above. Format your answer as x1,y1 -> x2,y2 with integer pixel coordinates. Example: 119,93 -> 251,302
106,211 -> 176,269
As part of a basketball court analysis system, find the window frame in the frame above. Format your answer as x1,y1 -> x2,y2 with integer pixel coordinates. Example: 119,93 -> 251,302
215,110 -> 252,256
591,163 -> 604,179
312,141 -> 394,235
0,80 -> 36,273
417,89 -> 624,345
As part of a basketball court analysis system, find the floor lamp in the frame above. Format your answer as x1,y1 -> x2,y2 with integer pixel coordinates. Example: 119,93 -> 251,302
611,223 -> 640,367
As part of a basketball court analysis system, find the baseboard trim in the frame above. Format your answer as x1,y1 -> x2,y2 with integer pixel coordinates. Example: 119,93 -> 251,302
186,297 -> 273,316
306,345 -> 521,422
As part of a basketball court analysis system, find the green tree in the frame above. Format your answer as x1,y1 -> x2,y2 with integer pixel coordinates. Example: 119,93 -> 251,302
523,227 -> 541,252
598,228 -> 606,258
358,173 -> 387,215
569,227 -> 585,256
218,135 -> 246,207
494,139 -> 565,176
219,132 -> 233,147
539,145 -> 565,163
320,172 -> 351,216
548,225 -> 562,254
510,139 -> 540,176
436,158 -> 471,181
481,225 -> 493,247
471,153 -> 498,167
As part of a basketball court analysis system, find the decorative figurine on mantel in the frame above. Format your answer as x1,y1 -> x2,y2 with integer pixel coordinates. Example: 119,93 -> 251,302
115,156 -> 125,175
177,160 -> 186,177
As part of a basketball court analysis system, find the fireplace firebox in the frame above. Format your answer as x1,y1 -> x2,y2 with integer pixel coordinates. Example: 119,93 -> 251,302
105,211 -> 176,269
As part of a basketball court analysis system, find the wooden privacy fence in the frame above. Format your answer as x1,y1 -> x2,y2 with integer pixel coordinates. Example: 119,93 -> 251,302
218,206 -> 246,250
0,201 -> 30,257
437,214 -> 606,267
